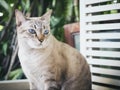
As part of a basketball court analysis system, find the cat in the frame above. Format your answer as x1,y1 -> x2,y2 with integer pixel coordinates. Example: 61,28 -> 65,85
15,9 -> 91,90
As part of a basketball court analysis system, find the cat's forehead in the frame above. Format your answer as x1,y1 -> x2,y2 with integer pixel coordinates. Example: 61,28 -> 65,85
29,20 -> 42,27
23,19 -> 46,28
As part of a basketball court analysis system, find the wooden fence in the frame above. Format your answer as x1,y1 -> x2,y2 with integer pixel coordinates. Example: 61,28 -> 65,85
80,0 -> 120,89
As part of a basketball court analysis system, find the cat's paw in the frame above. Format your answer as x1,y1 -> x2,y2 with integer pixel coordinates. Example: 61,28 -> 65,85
45,82 -> 61,90
48,87 -> 60,90
29,82 -> 37,90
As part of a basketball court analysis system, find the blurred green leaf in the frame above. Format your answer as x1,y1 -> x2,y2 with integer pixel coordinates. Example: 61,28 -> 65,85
0,12 -> 4,17
8,68 -> 23,80
26,0 -> 30,10
0,67 -> 1,72
2,42 -> 8,56
0,0 -> 12,17
51,16 -> 61,28
111,10 -> 118,14
21,0 -> 30,12
0,25 -> 4,31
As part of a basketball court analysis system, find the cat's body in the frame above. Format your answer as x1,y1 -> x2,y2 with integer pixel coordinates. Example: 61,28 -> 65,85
15,10 -> 91,90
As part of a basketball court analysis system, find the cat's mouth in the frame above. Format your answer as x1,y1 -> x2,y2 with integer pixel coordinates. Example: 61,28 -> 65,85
38,39 -> 44,45
39,42 -> 43,46
34,42 -> 44,49
38,39 -> 46,47
39,39 -> 44,44
27,38 -> 45,49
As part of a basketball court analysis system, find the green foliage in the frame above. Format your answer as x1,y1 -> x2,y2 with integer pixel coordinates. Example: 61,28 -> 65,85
0,0 -> 12,17
0,67 -> 1,73
8,68 -> 23,80
2,42 -> 8,56
0,25 -> 4,31
51,16 -> 65,41
0,0 -> 79,80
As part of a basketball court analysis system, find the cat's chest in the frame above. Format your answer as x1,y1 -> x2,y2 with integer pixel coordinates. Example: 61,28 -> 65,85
18,49 -> 57,79
19,50 -> 38,60
18,49 -> 49,69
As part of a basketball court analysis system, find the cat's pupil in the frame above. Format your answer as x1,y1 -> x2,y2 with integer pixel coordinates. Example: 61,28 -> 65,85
44,30 -> 49,35
28,29 -> 36,34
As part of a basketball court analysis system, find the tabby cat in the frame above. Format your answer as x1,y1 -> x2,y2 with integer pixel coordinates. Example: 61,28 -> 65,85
15,9 -> 91,90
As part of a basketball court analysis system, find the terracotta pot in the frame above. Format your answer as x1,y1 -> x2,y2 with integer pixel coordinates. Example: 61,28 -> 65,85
64,22 -> 80,47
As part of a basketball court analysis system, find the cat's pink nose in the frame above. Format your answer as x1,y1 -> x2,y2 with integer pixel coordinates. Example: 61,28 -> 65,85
39,39 -> 43,42
37,34 -> 44,42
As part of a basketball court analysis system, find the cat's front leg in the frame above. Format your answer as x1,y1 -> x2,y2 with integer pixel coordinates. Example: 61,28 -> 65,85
29,82 -> 37,90
44,80 -> 61,90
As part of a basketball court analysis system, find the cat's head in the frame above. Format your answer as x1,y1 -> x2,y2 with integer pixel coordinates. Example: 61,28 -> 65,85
15,9 -> 52,49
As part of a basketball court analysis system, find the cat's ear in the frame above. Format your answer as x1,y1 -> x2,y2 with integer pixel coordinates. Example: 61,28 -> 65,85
40,10 -> 52,23
15,9 -> 26,27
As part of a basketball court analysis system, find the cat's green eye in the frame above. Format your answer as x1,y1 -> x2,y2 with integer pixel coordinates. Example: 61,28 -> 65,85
28,29 -> 36,34
44,30 -> 49,35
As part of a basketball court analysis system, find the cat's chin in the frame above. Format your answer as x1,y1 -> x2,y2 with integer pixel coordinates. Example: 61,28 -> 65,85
27,41 -> 47,49
28,43 -> 47,49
